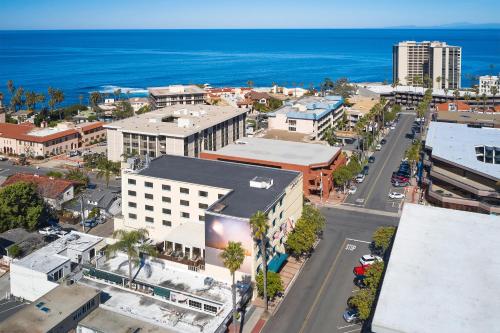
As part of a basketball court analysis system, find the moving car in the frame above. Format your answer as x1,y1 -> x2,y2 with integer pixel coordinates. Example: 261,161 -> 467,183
355,174 -> 365,183
380,139 -> 387,145
388,191 -> 405,199
359,254 -> 383,266
347,186 -> 357,194
368,156 -> 376,163
343,309 -> 360,323
375,144 -> 382,151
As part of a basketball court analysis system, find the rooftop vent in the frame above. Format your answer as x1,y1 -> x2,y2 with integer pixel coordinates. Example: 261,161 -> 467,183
250,176 -> 273,189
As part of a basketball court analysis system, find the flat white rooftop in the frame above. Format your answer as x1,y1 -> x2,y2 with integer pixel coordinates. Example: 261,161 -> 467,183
148,85 -> 205,96
425,122 -> 500,180
208,137 -> 341,166
104,104 -> 247,137
372,204 -> 500,333
14,231 -> 103,273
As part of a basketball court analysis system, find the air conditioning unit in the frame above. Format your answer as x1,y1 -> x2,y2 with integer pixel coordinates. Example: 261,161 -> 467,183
250,176 -> 273,189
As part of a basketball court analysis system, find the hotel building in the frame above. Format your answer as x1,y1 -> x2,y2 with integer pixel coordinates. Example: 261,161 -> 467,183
424,122 -> 500,214
149,85 -> 205,109
105,104 -> 248,162
267,96 -> 345,140
479,75 -> 499,95
393,41 -> 462,89
115,154 -> 303,282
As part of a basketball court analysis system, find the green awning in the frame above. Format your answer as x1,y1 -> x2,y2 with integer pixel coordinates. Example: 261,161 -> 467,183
268,253 -> 288,273
154,286 -> 171,298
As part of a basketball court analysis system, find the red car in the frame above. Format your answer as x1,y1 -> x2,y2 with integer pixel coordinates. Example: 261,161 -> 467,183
353,264 -> 370,276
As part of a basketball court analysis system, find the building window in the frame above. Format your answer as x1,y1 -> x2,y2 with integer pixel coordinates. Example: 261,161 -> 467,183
128,213 -> 137,219
145,181 -> 153,188
145,193 -> 153,200
162,184 -> 171,191
279,211 -> 283,219
162,196 -> 171,203
199,215 -> 205,221
218,194 -> 224,199
181,212 -> 190,218
199,190 -> 208,197
128,179 -> 136,185
145,205 -> 154,211
162,208 -> 171,215
145,217 -> 154,223
204,304 -> 218,313
180,187 -> 189,194
162,220 -> 172,227
199,203 -> 208,209
128,202 -> 137,208
128,190 -> 136,197
189,300 -> 202,309
180,200 -> 189,206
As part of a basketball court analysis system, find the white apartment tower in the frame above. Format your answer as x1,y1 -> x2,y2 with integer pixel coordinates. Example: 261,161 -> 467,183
393,41 -> 462,89
479,75 -> 499,95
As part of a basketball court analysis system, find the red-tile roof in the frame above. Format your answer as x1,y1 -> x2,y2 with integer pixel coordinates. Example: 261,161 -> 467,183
78,121 -> 105,132
0,123 -> 78,143
2,173 -> 75,199
245,91 -> 271,101
436,101 -> 471,112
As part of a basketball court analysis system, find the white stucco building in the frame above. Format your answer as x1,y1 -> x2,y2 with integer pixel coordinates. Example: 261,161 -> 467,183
479,75 -> 499,95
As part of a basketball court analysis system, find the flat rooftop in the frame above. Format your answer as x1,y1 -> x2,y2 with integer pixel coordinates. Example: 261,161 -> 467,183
0,283 -> 99,333
425,122 -> 500,180
104,104 -> 247,138
136,155 -> 300,218
148,85 -> 205,96
79,308 -> 174,333
347,94 -> 379,115
205,137 -> 341,166
269,95 -> 343,120
13,231 -> 103,273
435,111 -> 500,127
372,204 -> 500,333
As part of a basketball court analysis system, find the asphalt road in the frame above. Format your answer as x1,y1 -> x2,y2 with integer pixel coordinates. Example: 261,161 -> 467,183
344,113 -> 415,212
263,208 -> 398,333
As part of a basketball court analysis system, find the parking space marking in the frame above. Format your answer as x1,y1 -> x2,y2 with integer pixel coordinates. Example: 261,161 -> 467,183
346,238 -> 371,244
343,328 -> 362,333
337,324 -> 358,330
345,244 -> 356,251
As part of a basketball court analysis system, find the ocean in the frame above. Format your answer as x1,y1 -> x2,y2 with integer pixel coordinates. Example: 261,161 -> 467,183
0,29 -> 499,105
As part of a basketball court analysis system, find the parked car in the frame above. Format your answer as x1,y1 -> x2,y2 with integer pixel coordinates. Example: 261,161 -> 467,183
362,165 -> 369,175
355,174 -> 365,183
375,144 -> 382,151
80,219 -> 98,228
353,264 -> 369,276
390,125 -> 396,130
388,191 -> 405,199
392,180 -> 410,187
347,186 -> 357,194
38,226 -> 58,236
380,139 -> 387,145
368,156 -> 376,163
0,155 -> 8,161
359,254 -> 383,266
354,276 -> 367,288
343,309 -> 360,323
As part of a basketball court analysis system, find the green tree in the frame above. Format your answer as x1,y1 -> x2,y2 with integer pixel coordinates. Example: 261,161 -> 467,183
136,104 -> 151,115
0,182 -> 49,232
301,205 -> 326,236
348,288 -> 375,320
105,229 -> 157,289
491,86 -> 498,106
323,127 -> 338,146
250,211 -> 270,311
247,80 -> 254,88
220,241 -> 245,332
90,91 -> 103,108
7,244 -> 22,258
372,226 -> 396,255
88,207 -> 100,219
285,218 -> 316,257
332,165 -> 352,192
364,261 -> 385,290
65,169 -> 89,187
113,88 -> 122,101
255,270 -> 283,300
46,170 -> 64,178
405,140 -> 421,174
96,158 -> 120,188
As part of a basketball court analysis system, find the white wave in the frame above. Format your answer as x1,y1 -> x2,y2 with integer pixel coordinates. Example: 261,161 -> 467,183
98,85 -> 148,95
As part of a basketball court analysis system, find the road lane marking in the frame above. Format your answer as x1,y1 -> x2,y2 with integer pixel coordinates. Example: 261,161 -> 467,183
364,115 -> 412,206
346,238 -> 371,244
298,239 -> 348,333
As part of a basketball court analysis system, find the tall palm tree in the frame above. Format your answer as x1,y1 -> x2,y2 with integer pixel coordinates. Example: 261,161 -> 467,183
105,229 -> 157,289
391,78 -> 400,89
221,241 -> 245,332
96,158 -> 120,188
435,76 -> 442,89
491,86 -> 498,107
250,210 -> 270,312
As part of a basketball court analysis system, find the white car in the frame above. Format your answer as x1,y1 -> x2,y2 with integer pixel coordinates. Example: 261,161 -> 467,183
390,125 -> 396,130
347,186 -> 357,194
38,226 -> 58,236
375,144 -> 382,151
355,174 -> 365,183
388,191 -> 405,199
359,254 -> 383,266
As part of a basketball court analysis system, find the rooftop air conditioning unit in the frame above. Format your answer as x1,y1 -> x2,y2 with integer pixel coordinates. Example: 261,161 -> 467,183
250,176 -> 273,189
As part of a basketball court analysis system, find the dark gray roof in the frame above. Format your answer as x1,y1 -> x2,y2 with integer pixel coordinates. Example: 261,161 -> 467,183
138,155 -> 300,218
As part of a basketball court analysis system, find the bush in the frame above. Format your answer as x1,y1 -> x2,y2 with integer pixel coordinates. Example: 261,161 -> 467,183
46,170 -> 63,178
256,271 -> 283,300
88,207 -> 100,219
372,226 -> 396,255
8,244 -> 22,258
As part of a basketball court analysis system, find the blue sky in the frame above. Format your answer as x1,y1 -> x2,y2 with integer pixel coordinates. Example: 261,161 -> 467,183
1,0 -> 499,30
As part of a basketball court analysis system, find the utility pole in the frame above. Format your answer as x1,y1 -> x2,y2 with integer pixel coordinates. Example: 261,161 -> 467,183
80,195 -> 86,233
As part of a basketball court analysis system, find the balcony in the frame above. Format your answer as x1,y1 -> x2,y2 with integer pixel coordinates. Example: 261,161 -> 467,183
428,184 -> 500,214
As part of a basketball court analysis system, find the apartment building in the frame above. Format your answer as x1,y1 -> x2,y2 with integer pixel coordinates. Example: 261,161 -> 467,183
105,104 -> 248,162
393,41 -> 462,89
424,122 -> 500,214
149,85 -> 205,109
267,96 -> 345,140
116,154 -> 303,282
479,75 -> 499,95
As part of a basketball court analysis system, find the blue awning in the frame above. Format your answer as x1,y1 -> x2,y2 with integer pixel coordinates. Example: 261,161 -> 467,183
268,252 -> 289,273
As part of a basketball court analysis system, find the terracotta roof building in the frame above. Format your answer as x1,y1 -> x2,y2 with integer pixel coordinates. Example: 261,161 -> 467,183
245,91 -> 272,105
435,101 -> 471,112
2,173 -> 76,209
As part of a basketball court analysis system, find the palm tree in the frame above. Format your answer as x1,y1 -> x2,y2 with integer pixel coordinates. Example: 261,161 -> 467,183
453,89 -> 460,106
65,168 -> 89,187
221,241 -> 245,332
90,91 -> 103,108
114,89 -> 122,101
250,210 -> 270,312
435,76 -> 442,89
96,158 -> 120,188
391,78 -> 400,89
481,93 -> 488,111
105,229 -> 157,289
491,86 -> 498,107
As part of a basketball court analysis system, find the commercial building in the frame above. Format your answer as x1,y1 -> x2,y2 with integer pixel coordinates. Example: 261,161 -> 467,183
0,283 -> 100,333
433,111 -> 500,128
435,101 -> 471,112
2,173 -> 76,210
424,122 -> 500,214
116,154 -> 303,282
372,204 -> 500,333
479,75 -> 499,95
267,96 -> 345,140
201,137 -> 346,200
105,104 -> 248,162
10,231 -> 105,301
149,85 -> 205,109
393,41 -> 462,89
